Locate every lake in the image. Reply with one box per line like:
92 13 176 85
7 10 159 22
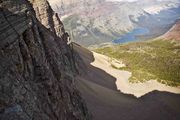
113 27 149 44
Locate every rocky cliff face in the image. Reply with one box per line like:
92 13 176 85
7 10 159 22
0 0 90 120
30 0 66 37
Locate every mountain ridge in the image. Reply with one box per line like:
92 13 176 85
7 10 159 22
48 0 180 47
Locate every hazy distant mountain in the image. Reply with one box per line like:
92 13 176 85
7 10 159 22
62 2 151 46
48 0 180 46
137 0 180 14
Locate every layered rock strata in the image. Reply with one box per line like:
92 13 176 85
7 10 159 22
0 0 90 120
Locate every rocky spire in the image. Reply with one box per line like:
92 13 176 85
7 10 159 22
30 0 66 38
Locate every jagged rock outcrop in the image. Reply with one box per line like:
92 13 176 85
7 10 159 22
30 0 66 38
0 0 90 120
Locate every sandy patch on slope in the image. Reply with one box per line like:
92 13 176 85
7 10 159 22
91 52 180 97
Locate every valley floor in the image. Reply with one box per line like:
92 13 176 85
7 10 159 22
74 43 180 120
91 52 180 98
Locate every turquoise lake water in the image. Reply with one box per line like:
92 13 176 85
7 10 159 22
113 27 149 44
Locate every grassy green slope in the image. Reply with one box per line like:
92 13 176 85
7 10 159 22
95 40 180 86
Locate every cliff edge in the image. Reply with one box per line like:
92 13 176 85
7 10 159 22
0 0 90 119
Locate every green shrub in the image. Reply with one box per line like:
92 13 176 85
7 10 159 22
94 40 180 86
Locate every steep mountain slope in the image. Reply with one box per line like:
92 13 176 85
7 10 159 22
161 20 180 41
75 8 180 119
74 43 180 120
95 39 180 86
0 0 90 119
1 1 180 120
62 2 149 46
48 0 104 14
48 0 180 47
137 0 180 14
94 20 180 86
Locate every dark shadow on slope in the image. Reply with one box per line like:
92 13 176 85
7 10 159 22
73 43 180 120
